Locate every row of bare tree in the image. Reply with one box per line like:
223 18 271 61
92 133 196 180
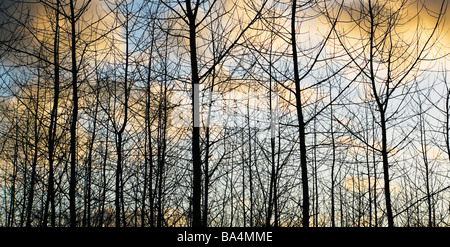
0 0 449 227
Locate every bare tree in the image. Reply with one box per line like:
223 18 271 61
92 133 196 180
335 0 446 227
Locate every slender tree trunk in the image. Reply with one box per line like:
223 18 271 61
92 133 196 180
116 132 125 227
115 10 131 228
266 138 275 227
275 119 281 227
291 0 309 227
156 59 162 228
160 90 167 227
185 2 202 227
365 105 372 227
69 0 78 227
202 19 217 226
313 112 318 227
99 118 109 227
143 44 154 227
26 122 38 227
367 0 393 227
379 111 393 227
148 93 154 227
203 83 214 227
156 62 167 227
202 130 210 227
8 124 18 227
330 100 336 227
419 102 433 227
142 108 150 227
372 115 378 227
84 81 99 227
20 133 28 227
26 62 42 227
246 86 254 227
44 0 59 227
446 89 450 162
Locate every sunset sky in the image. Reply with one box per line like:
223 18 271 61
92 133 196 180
0 0 449 228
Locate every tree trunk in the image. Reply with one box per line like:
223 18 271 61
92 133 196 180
330 99 336 227
143 39 154 227
84 81 99 227
115 10 130 227
44 0 59 227
291 0 309 228
419 102 433 227
379 110 394 227
26 61 42 227
186 3 202 227
69 0 78 227
99 118 110 227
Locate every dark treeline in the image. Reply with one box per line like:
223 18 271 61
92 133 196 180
0 0 449 227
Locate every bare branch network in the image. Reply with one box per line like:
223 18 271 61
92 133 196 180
0 0 449 227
